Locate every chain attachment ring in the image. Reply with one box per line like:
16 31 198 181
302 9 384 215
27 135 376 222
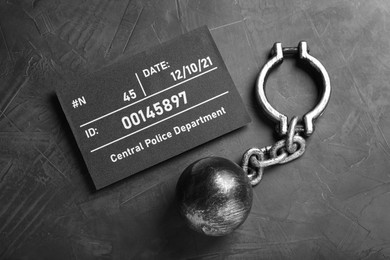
286 116 299 154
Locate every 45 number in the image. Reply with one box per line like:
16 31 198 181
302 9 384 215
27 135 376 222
123 89 137 102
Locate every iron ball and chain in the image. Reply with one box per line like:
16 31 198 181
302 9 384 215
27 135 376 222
176 41 331 236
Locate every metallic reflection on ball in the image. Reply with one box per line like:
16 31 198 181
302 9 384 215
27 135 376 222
176 157 253 236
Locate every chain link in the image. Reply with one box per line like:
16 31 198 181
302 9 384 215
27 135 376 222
286 116 298 154
270 136 306 164
241 148 264 186
242 116 307 186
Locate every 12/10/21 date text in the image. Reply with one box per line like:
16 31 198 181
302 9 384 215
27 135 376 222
170 57 213 82
121 91 188 130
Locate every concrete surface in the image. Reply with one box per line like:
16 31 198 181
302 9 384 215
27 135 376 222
1 0 390 259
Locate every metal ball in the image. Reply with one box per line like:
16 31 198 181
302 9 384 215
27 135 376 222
176 157 253 236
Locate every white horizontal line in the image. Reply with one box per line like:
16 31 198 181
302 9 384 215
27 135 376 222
80 66 218 128
90 91 229 153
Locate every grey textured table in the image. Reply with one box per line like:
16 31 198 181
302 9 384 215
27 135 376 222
1 0 390 259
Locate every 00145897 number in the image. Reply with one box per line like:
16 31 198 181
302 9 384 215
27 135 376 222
121 91 187 130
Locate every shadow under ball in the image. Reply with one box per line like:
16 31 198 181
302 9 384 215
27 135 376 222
176 157 253 236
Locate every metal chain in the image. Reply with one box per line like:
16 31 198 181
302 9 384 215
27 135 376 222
242 116 307 186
